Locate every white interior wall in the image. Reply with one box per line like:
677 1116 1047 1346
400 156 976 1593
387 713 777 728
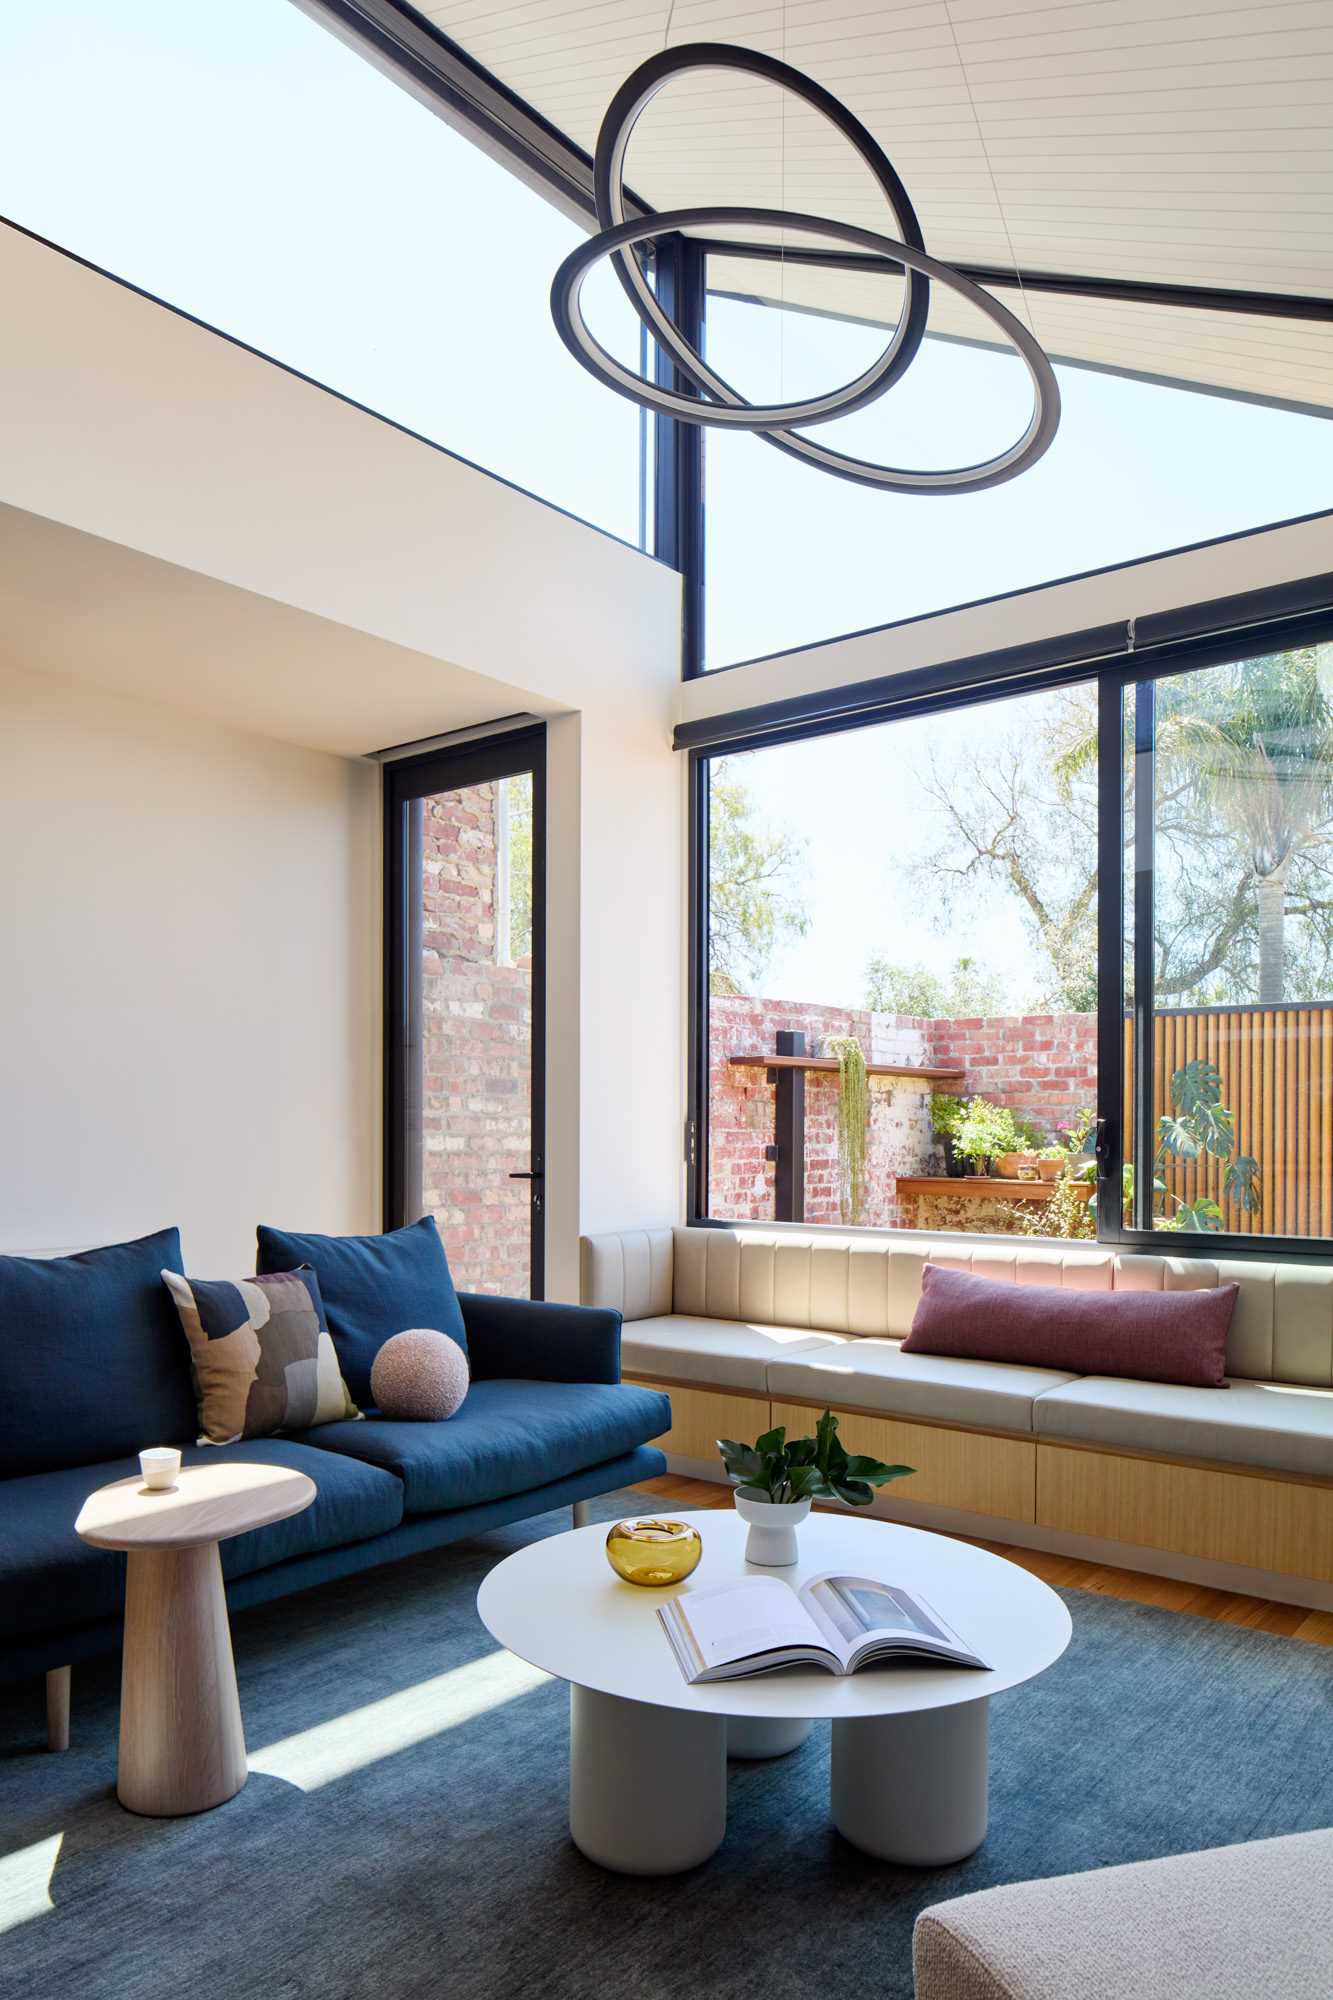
0 661 380 1270
681 511 1333 726
0 223 684 1285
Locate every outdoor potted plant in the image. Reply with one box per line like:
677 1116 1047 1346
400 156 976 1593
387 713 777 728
953 1096 1023 1177
1036 1144 1066 1182
717 1411 913 1566
929 1092 964 1176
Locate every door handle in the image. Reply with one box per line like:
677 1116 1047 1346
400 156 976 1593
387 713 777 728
508 1171 544 1181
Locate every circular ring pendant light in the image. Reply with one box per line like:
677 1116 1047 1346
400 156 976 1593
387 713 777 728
549 43 1061 494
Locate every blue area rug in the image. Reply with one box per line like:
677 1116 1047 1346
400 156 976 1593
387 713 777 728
2 1489 1330 2000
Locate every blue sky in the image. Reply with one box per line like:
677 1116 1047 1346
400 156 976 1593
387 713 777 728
4 0 1330 1009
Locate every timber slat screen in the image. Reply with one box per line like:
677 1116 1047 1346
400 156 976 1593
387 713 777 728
1125 1004 1333 1239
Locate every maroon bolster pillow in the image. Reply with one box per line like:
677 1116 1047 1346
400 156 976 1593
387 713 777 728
902 1264 1239 1389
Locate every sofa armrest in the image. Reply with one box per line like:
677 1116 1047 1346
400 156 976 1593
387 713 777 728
459 1292 623 1384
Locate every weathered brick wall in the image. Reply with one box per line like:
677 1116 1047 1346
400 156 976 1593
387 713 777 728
927 1013 1098 1141
709 994 1097 1229
420 784 532 1296
709 997 935 1228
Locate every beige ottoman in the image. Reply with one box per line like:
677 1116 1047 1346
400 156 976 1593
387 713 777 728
913 1828 1333 2000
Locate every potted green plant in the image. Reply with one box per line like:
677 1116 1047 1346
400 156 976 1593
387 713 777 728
953 1097 1024 1177
1036 1144 1066 1182
929 1093 964 1177
717 1411 913 1566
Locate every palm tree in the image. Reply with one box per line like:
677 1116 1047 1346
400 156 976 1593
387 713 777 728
1160 648 1333 1003
1054 647 1333 1003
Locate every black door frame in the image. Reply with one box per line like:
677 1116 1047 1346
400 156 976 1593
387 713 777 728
382 723 547 1296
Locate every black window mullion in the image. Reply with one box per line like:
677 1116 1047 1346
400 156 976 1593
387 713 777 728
1131 679 1157 1232
653 233 706 676
1095 673 1127 1245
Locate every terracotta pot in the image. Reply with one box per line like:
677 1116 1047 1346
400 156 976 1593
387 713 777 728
996 1152 1038 1180
1037 1158 1063 1182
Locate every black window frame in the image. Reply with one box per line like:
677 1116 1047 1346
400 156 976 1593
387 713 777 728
686 593 1333 1267
383 723 548 1296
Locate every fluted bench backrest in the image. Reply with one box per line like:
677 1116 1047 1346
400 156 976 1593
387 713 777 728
580 1226 1333 1389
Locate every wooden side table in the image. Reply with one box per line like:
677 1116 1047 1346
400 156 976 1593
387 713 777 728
76 1461 316 1816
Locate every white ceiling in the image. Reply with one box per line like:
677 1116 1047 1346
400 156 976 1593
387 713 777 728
417 0 1333 412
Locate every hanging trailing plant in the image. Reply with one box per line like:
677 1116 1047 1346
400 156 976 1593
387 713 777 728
826 1035 869 1225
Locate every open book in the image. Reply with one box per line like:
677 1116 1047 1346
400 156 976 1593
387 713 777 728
658 1573 990 1683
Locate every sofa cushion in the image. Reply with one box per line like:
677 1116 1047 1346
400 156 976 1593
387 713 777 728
0 1229 196 1478
0 1438 405 1641
1032 1373 1333 1477
913 1828 1333 2000
769 1340 1078 1433
256 1216 466 1406
622 1314 847 1393
162 1267 360 1442
295 1378 671 1515
905 1263 1238 1389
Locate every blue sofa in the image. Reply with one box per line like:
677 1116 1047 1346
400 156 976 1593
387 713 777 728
0 1232 670 1739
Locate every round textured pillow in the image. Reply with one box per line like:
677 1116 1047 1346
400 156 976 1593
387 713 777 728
370 1328 470 1421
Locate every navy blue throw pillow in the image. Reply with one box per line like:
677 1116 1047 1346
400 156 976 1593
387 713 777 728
0 1227 196 1477
255 1216 466 1407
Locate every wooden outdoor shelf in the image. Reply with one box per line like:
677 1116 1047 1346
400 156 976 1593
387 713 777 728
728 1053 965 1082
896 1175 1092 1203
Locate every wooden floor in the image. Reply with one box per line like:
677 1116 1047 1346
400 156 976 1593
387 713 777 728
635 1473 1333 1649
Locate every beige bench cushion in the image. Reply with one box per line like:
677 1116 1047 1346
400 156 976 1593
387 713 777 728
1032 1373 1333 1478
768 1341 1077 1433
620 1315 846 1395
913 1828 1333 2000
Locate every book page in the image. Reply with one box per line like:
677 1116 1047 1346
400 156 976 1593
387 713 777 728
667 1575 828 1671
802 1575 968 1654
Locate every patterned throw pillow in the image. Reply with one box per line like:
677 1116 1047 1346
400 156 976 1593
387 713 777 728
162 1266 361 1444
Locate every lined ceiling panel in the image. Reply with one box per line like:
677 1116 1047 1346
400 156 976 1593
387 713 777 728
417 0 1333 412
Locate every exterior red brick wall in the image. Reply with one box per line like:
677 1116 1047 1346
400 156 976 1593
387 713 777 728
709 993 1097 1230
420 784 532 1296
927 1014 1098 1140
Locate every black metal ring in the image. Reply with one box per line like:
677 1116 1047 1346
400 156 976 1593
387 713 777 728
591 43 930 431
552 207 1061 493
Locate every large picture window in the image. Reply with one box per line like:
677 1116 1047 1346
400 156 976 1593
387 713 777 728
693 623 1333 1257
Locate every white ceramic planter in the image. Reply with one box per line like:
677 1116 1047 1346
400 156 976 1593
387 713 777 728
733 1487 811 1567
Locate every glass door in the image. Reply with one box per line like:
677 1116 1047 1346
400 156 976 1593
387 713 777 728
384 726 545 1296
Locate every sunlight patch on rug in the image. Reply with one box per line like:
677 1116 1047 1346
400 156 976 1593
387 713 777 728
249 1651 550 1791
0 1833 63 1935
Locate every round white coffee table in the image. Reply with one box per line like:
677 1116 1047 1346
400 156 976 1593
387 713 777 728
478 1510 1070 1875
76 1461 316 1817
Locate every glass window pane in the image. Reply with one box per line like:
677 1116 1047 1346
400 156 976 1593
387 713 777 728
419 779 535 1294
703 285 1333 670
706 683 1098 1240
0 0 645 543
1126 642 1333 1238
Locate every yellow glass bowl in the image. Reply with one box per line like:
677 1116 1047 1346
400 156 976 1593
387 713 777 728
605 1518 703 1588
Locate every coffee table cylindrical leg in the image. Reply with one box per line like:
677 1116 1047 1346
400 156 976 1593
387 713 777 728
727 1716 814 1760
117 1542 248 1817
831 1698 988 1865
569 1684 727 1874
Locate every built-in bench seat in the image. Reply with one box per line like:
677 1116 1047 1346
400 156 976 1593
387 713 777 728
582 1226 1333 1607
621 1315 845 1392
1031 1372 1333 1478
766 1343 1080 1433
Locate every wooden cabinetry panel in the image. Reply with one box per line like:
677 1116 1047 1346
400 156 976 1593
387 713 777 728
626 1380 772 1464
1037 1443 1333 1582
769 1401 1036 1523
